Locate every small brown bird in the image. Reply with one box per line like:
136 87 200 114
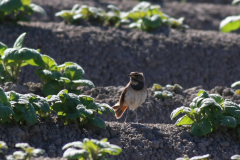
112 72 147 123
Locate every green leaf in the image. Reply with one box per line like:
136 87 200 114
14 103 25 113
0 103 13 120
99 145 122 156
22 104 37 125
0 42 8 56
51 102 63 112
13 151 28 159
0 87 9 106
32 149 45 157
36 69 61 81
128 10 146 21
101 103 115 115
132 1 151 12
15 143 30 149
199 98 222 111
77 104 93 118
7 91 29 105
63 148 88 159
63 64 84 81
32 99 50 112
232 0 240 5
0 0 22 12
190 154 210 160
2 48 45 67
72 79 95 88
89 117 106 128
220 116 237 128
141 14 162 30
170 106 188 120
42 81 61 96
231 154 240 159
197 90 209 98
175 115 194 126
62 142 84 150
191 118 212 136
29 3 47 17
13 33 26 49
87 102 102 110
231 81 240 88
107 4 120 14
152 83 162 91
41 55 58 71
222 100 240 118
21 0 31 5
79 95 94 106
0 141 8 149
209 94 224 104
220 15 240 33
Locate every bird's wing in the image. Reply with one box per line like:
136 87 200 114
119 83 129 108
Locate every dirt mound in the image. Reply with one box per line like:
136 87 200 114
1 22 240 89
30 0 240 31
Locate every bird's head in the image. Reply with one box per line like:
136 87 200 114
128 72 145 85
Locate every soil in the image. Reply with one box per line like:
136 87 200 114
1 85 240 160
0 0 240 159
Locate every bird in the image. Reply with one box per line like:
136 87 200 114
112 72 147 124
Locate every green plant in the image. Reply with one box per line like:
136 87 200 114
6 143 45 160
232 155 240 160
0 85 50 125
55 4 105 24
0 0 47 22
154 90 173 100
152 83 162 91
125 1 188 31
0 32 45 83
220 0 240 32
176 154 210 160
47 89 114 128
56 2 188 32
0 141 8 154
171 90 240 136
36 55 94 96
62 138 122 160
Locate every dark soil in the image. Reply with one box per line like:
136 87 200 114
1 22 240 89
1 0 240 159
0 86 240 160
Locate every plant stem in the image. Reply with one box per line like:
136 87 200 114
15 60 22 82
1 61 12 79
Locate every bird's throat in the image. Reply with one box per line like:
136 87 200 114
131 81 144 91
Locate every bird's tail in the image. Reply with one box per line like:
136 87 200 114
112 103 128 119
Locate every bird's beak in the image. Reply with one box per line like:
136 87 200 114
128 74 132 77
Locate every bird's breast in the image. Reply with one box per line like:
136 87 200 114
124 87 147 110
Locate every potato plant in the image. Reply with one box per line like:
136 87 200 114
171 90 240 136
232 155 240 160
6 143 45 160
0 141 8 154
0 86 51 125
0 0 47 22
62 138 122 160
152 83 182 101
126 1 188 31
36 55 94 96
0 33 45 83
56 2 188 31
176 154 210 160
47 89 114 128
220 0 240 32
